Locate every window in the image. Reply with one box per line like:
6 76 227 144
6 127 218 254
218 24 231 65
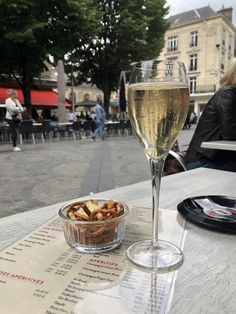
222 28 226 46
189 54 198 71
189 77 197 93
228 34 232 51
84 93 90 101
167 36 178 52
165 59 177 76
221 53 225 71
221 64 225 70
190 31 198 47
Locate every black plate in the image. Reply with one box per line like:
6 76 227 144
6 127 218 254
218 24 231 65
177 195 236 233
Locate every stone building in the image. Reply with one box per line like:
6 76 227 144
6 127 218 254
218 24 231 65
159 5 236 117
43 65 120 114
40 65 102 108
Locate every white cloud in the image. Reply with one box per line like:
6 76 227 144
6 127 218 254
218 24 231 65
166 0 236 25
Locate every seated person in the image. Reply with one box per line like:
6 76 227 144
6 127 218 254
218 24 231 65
36 115 44 123
185 61 236 172
42 108 51 120
32 108 39 121
21 109 31 121
66 109 77 122
79 111 86 121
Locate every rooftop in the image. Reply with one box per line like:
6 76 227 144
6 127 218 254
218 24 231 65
168 5 231 28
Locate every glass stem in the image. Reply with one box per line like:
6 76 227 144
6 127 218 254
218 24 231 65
150 158 165 249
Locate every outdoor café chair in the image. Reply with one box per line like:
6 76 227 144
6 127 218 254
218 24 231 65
80 121 93 138
41 120 53 142
19 120 36 145
71 121 82 141
163 150 187 176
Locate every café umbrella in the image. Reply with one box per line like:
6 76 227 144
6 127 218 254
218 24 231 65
119 71 127 120
76 100 97 110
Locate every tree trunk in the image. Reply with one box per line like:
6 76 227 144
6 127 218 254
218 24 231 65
22 63 32 118
57 59 66 123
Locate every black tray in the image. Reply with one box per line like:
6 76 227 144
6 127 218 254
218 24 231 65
177 195 236 233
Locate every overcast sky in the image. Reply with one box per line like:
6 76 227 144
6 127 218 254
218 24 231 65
166 0 236 25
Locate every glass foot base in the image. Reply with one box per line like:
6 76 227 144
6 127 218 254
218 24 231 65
126 239 184 271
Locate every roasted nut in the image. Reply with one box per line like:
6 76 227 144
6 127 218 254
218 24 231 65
66 199 124 222
65 199 125 247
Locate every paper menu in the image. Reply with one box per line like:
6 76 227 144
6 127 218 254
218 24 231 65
0 206 185 314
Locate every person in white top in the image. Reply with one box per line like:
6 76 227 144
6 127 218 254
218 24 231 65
5 89 24 151
66 109 77 122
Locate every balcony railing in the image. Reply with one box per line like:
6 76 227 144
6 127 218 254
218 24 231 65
192 85 216 94
189 66 197 71
189 42 198 48
167 47 178 52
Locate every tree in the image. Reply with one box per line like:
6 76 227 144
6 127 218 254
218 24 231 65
38 0 100 63
74 0 169 113
0 0 99 115
0 0 46 114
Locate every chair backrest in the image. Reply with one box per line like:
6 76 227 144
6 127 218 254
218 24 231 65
42 120 52 132
72 121 81 131
19 120 34 134
168 150 187 171
163 150 187 176
119 120 126 130
125 120 132 130
82 121 92 131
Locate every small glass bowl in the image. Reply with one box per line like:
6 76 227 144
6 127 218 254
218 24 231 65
59 199 129 253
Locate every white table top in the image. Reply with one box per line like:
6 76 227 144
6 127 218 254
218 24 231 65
201 140 236 151
0 168 235 313
58 122 73 126
105 120 120 125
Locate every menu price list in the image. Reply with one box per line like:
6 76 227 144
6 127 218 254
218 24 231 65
0 207 185 314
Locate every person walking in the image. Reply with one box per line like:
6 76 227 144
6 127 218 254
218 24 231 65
185 61 236 172
92 95 106 141
5 89 24 152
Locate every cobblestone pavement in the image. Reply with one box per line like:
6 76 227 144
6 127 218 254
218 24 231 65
0 128 194 218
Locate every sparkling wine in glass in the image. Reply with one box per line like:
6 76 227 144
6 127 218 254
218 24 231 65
126 59 189 271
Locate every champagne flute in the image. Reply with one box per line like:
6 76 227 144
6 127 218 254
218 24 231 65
126 59 189 271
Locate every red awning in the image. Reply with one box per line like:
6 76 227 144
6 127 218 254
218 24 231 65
0 86 71 109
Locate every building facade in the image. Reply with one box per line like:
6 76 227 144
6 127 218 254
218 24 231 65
159 6 236 116
39 64 103 112
41 64 99 101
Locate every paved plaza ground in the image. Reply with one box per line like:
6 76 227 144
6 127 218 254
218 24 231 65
0 128 194 218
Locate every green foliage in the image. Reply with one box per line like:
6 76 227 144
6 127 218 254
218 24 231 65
0 0 99 109
0 0 169 113
74 0 169 111
0 0 46 77
37 0 100 61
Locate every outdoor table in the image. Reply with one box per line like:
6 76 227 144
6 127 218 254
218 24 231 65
56 122 74 139
201 140 236 151
0 168 235 313
58 122 73 126
105 120 120 125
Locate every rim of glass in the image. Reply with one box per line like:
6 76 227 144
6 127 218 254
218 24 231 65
130 59 184 69
58 198 129 225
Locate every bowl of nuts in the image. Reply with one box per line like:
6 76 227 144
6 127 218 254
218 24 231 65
59 199 129 253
